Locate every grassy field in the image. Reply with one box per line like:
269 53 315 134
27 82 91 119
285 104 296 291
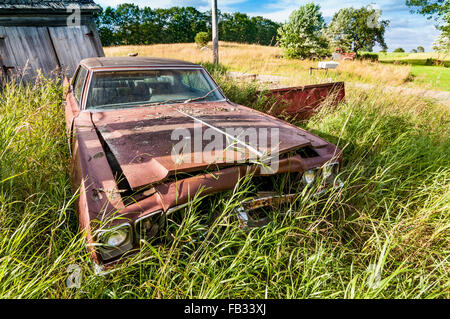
105 42 449 92
0 63 448 298
378 52 450 91
378 51 450 64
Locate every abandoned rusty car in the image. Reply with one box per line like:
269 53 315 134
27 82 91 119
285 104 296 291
65 57 343 267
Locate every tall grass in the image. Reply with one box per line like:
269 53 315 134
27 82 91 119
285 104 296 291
0 70 448 298
0 77 90 297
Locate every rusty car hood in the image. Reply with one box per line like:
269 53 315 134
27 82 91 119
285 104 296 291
90 101 328 189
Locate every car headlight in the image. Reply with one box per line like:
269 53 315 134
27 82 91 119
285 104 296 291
97 223 133 261
103 228 128 247
323 162 339 181
302 169 318 185
135 210 164 241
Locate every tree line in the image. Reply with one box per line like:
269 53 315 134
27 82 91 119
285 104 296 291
94 2 448 58
94 4 281 46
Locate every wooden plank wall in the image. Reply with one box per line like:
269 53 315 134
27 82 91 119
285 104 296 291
0 26 60 82
48 25 99 77
0 22 104 82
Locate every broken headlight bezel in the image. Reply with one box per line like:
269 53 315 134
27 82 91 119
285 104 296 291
323 162 339 180
134 210 164 241
97 223 133 261
302 168 318 185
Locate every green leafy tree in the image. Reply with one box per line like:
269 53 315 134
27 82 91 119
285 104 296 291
251 16 281 45
406 1 450 46
219 12 256 43
433 28 450 52
326 6 389 54
217 12 281 45
394 48 405 52
161 7 207 43
277 3 328 59
406 0 449 25
417 46 425 52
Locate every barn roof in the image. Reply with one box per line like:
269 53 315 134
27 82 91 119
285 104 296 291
0 1 100 12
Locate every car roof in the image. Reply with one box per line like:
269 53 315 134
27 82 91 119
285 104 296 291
80 57 200 69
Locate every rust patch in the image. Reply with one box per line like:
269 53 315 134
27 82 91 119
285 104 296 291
93 151 105 159
264 82 345 120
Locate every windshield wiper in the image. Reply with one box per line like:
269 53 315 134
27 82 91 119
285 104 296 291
138 98 188 107
134 86 220 108
183 86 220 104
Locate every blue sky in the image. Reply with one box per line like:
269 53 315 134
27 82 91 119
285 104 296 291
96 0 441 52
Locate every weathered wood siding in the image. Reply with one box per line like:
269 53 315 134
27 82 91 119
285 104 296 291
0 1 103 83
49 25 100 76
0 26 60 81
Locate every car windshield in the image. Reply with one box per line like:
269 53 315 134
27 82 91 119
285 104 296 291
85 68 225 110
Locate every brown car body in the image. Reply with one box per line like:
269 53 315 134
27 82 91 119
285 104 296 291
65 57 342 267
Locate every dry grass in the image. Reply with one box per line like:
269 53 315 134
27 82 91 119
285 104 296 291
105 42 412 87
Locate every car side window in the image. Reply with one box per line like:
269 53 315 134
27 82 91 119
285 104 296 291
73 67 88 105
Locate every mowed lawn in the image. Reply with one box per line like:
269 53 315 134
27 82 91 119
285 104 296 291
378 52 450 91
105 42 449 92
409 65 450 91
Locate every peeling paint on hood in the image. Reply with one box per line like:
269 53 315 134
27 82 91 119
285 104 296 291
90 101 328 189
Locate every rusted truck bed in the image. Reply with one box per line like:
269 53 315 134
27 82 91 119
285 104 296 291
264 82 345 120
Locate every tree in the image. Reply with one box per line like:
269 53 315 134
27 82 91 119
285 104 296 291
251 16 281 45
406 0 449 24
277 3 328 59
433 32 450 52
219 12 256 43
406 1 450 41
326 6 390 54
417 46 425 52
411 48 418 52
394 48 405 52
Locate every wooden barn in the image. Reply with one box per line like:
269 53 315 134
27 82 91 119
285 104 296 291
0 0 104 82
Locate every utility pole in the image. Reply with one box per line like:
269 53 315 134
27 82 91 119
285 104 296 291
211 0 219 65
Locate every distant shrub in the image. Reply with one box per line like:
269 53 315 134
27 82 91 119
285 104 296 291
358 52 379 61
425 58 445 66
417 46 425 53
393 48 405 53
195 32 209 48
411 49 418 53
200 62 229 76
